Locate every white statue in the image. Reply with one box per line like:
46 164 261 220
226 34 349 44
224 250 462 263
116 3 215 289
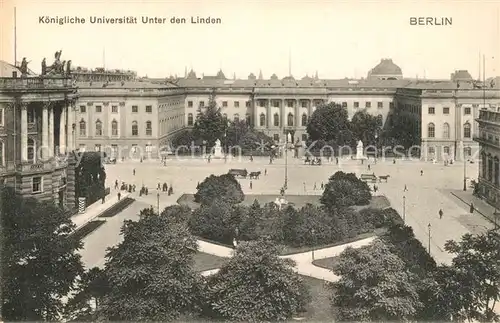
356 140 366 159
212 138 223 158
215 139 221 147
357 140 363 149
287 133 292 143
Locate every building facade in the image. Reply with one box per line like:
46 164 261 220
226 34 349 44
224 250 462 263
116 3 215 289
0 61 78 207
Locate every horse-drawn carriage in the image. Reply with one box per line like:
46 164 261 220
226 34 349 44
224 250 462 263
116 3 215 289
304 156 322 165
228 169 248 178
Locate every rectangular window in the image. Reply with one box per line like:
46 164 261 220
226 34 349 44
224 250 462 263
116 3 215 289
199 101 205 108
132 105 138 113
389 102 394 109
146 126 152 136
0 107 3 125
354 102 359 108
111 105 118 113
365 102 371 108
246 101 251 108
188 101 193 108
342 102 347 108
234 101 239 108
32 176 42 193
428 146 435 154
301 101 307 108
145 105 152 113
111 144 118 157
222 101 228 107
428 107 435 114
464 107 471 115
273 101 279 108
287 101 293 108
95 105 102 113
377 102 383 109
80 105 86 113
443 107 450 114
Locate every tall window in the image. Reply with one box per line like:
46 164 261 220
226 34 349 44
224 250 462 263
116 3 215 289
463 122 471 138
301 114 307 126
111 105 118 113
27 107 35 123
111 120 118 136
79 120 86 136
145 105 152 113
488 155 493 181
187 113 193 126
260 113 266 126
95 120 103 136
0 140 3 166
443 122 450 139
146 121 152 136
427 123 435 138
27 138 35 163
287 113 294 126
32 176 42 193
95 105 102 113
132 121 138 136
234 114 239 122
273 113 279 127
0 107 4 126
132 105 138 113
464 147 472 156
495 157 499 185
482 152 487 178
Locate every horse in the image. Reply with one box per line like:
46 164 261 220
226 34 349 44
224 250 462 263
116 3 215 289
378 175 390 182
249 171 261 179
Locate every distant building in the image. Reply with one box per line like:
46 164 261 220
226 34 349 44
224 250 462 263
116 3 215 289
71 66 137 82
367 59 403 80
450 70 473 82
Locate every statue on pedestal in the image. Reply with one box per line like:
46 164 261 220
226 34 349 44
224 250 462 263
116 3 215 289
45 50 68 76
66 60 72 75
356 140 366 159
212 138 223 158
19 57 30 77
41 58 47 75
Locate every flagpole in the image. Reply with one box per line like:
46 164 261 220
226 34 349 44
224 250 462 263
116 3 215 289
14 7 17 66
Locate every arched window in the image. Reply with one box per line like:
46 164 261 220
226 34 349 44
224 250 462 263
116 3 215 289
131 121 138 136
463 122 471 138
301 113 308 126
234 114 240 122
0 140 3 166
187 113 193 126
245 114 251 125
260 113 266 127
273 113 280 127
427 123 435 138
443 122 450 139
111 120 118 136
79 119 86 136
27 138 35 163
95 119 103 136
287 113 294 126
146 121 152 136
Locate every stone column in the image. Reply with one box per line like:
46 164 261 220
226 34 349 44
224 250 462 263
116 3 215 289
48 106 54 158
67 102 75 152
42 103 49 159
295 99 301 127
20 103 28 161
281 99 286 128
308 99 313 118
59 106 66 154
267 99 272 128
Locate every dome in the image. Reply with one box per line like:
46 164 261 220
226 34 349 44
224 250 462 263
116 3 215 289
282 76 295 82
270 73 278 80
248 73 256 80
216 69 226 79
368 59 402 78
302 74 313 81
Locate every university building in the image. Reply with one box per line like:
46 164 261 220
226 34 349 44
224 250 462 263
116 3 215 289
0 60 78 207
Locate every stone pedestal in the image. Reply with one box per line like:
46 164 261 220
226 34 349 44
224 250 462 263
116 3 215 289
355 140 367 160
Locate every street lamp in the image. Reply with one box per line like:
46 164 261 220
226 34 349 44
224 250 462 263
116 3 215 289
311 228 316 261
427 223 431 254
463 146 467 191
403 195 406 223
157 192 160 214
284 131 288 190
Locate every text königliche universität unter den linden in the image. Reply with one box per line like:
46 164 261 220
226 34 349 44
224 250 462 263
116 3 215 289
39 15 222 25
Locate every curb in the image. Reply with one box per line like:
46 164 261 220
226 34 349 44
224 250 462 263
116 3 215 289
450 192 499 228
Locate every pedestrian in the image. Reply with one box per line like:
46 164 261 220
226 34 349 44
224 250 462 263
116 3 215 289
368 164 371 171
115 179 118 189
373 184 378 193
336 157 339 165
133 168 136 176
250 155 253 162
420 170 423 176
102 195 105 204
393 158 396 164
264 168 267 175
404 184 408 192
321 182 324 190
157 182 161 190
250 181 253 189
118 192 121 201
439 209 443 219
470 202 474 214
303 182 306 191
313 182 317 190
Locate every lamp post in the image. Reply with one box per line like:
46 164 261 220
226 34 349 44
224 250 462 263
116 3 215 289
157 192 160 214
284 130 288 190
311 228 316 261
403 195 406 223
427 223 431 254
463 146 467 191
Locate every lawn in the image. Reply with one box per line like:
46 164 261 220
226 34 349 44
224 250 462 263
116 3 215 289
295 275 336 321
177 194 390 211
312 256 341 271
193 252 227 272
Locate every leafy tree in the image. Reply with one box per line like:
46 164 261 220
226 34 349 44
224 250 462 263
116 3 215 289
383 110 421 150
160 204 192 223
74 151 106 206
204 240 310 321
442 231 500 322
188 200 235 245
97 212 203 321
321 172 371 209
331 239 422 321
1 186 84 321
306 103 354 147
192 92 227 148
194 174 244 206
350 111 382 147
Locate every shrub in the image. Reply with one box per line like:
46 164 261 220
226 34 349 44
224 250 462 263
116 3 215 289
194 174 244 206
321 171 371 209
188 200 235 244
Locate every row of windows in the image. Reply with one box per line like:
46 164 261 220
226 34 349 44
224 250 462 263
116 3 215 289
80 105 153 114
481 153 500 185
79 120 152 137
427 122 471 138
427 146 472 156
187 100 252 108
428 106 471 115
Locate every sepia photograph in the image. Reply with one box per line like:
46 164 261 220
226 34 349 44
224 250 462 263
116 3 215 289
0 0 500 321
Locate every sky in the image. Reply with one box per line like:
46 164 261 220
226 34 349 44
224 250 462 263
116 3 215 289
1 0 499 80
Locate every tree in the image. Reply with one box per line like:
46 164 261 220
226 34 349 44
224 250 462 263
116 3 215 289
306 103 354 147
331 239 422 321
194 174 244 206
350 111 382 147
74 151 106 206
442 231 500 322
320 171 371 209
383 110 420 150
160 204 192 224
204 240 310 321
97 212 203 321
188 200 236 245
1 186 84 321
192 92 227 148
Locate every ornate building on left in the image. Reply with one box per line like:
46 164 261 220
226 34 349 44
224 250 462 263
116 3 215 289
0 53 79 209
